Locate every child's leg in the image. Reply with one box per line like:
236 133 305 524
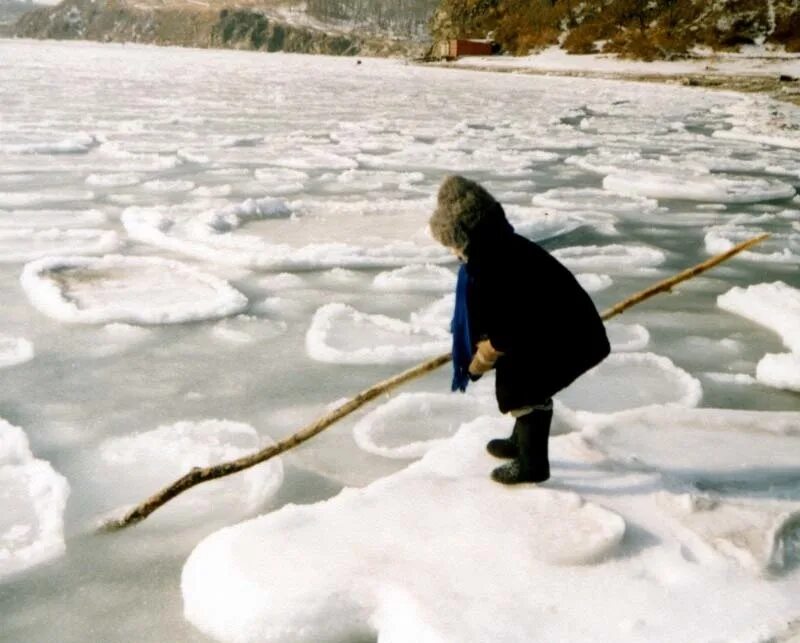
485 406 534 459
491 400 552 484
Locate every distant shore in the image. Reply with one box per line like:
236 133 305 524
426 46 800 107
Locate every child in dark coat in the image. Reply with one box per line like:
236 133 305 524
429 175 610 485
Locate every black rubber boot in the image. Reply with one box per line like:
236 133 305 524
491 404 552 485
485 423 519 459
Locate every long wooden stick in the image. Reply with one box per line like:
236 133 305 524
100 233 769 532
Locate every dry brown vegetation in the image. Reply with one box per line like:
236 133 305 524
431 0 800 60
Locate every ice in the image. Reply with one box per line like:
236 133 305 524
713 97 800 151
606 322 650 352
141 179 196 193
532 187 659 214
0 418 69 580
705 224 799 264
575 273 612 293
0 209 108 229
211 315 288 345
0 190 95 208
603 171 796 203
21 255 248 324
258 272 306 291
353 392 496 459
372 264 455 293
306 303 450 364
183 419 627 643
0 228 120 262
409 294 454 332
0 133 95 155
85 173 142 187
558 352 702 415
718 282 800 391
0 334 34 368
553 244 666 273
96 420 283 523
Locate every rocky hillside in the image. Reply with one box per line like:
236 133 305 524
0 0 43 34
14 0 439 56
431 0 800 59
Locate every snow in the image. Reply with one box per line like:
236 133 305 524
372 264 455 292
0 228 120 262
553 244 666 273
96 420 283 524
21 255 248 324
718 281 800 392
0 417 69 580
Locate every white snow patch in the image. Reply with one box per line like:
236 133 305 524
21 255 248 324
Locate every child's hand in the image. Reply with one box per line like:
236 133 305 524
468 339 503 375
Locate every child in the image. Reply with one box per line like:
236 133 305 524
429 175 610 485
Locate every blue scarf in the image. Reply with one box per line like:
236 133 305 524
451 263 472 392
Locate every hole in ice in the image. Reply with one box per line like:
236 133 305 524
0 418 68 580
21 255 248 324
558 352 702 414
353 392 495 459
0 228 120 263
97 420 283 524
0 335 34 368
306 303 450 364
372 265 455 293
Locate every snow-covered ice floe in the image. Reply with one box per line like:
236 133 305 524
553 244 666 273
0 418 69 580
98 420 283 524
606 322 650 352
306 303 450 364
21 255 248 324
705 224 800 264
603 171 796 203
718 281 800 392
182 419 627 643
353 392 496 459
0 334 34 368
0 209 107 229
0 228 120 262
372 264 455 293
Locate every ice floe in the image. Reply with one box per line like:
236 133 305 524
553 244 666 273
306 303 450 364
606 323 650 352
97 420 283 523
85 172 142 187
0 228 120 262
0 418 69 580
183 419 627 643
21 255 248 324
0 335 34 368
718 281 800 392
532 187 659 214
603 171 796 203
353 392 496 459
0 133 95 155
575 273 612 293
558 352 702 415
0 190 95 208
372 264 455 293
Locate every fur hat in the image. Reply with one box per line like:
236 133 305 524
429 175 506 250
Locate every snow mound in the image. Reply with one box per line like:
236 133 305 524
0 335 34 368
603 171 796 203
372 264 455 293
559 352 702 415
182 419 626 643
409 294 454 332
718 281 800 392
21 255 248 324
0 228 120 263
0 418 69 580
353 392 496 459
306 303 449 364
553 244 666 273
98 420 283 523
606 322 650 352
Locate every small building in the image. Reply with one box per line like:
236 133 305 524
435 39 495 59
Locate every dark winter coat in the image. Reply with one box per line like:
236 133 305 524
465 217 610 414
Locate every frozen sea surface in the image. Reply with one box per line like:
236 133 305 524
0 39 799 643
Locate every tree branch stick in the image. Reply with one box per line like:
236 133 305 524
99 233 769 532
